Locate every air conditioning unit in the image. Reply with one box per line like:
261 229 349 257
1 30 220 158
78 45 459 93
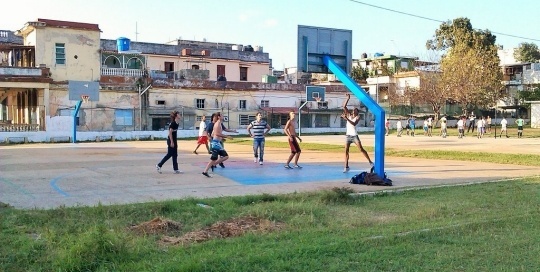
155 100 166 105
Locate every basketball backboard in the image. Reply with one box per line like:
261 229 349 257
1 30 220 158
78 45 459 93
306 86 326 102
68 81 99 101
297 25 352 74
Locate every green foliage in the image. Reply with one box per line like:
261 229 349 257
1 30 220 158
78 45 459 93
350 65 369 82
518 85 540 108
513 42 540 63
428 17 503 114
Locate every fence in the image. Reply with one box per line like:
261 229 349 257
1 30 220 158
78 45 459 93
0 105 45 131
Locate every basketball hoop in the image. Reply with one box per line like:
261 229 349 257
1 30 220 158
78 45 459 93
314 97 321 103
81 95 90 104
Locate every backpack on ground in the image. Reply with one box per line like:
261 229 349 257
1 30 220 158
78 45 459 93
349 171 368 184
364 172 393 186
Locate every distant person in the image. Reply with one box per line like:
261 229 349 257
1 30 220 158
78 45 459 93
406 116 411 135
427 116 433 137
202 112 233 177
409 116 416 136
284 111 302 169
476 116 485 139
247 112 271 165
156 110 182 174
341 94 374 173
396 118 403 137
385 118 390 136
193 115 210 155
486 116 492 134
206 113 238 169
500 117 509 138
457 116 465 138
439 114 448 138
516 116 525 138
423 119 429 136
467 113 476 133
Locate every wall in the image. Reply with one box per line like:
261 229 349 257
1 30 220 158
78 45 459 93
531 102 540 128
36 27 100 82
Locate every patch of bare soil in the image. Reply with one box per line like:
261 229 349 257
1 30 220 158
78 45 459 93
128 217 183 235
160 216 285 246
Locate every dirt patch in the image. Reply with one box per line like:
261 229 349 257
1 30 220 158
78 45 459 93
160 215 285 246
128 217 183 235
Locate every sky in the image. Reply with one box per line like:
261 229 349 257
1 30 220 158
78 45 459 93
2 0 540 69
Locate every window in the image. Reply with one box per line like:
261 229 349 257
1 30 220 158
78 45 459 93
217 65 226 78
239 100 247 110
239 114 256 126
196 99 205 109
115 109 133 126
317 101 328 109
55 43 65 65
240 67 248 81
260 100 269 107
314 114 330 127
165 62 174 72
192 64 200 70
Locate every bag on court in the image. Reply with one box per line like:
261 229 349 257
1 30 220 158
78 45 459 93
364 173 392 186
349 171 368 184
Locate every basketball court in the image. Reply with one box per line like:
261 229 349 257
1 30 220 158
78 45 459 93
1 135 539 209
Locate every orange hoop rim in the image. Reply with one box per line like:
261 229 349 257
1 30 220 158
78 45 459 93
81 95 90 103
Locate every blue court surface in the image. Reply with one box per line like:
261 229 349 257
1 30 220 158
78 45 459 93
200 159 409 185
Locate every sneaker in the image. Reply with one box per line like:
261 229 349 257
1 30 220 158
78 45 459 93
193 151 198 155
156 165 162 174
202 172 211 178
294 165 302 169
219 162 225 168
174 170 183 174
343 167 350 173
259 161 263 165
284 164 292 169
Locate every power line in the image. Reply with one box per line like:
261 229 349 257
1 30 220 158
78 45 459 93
348 0 540 43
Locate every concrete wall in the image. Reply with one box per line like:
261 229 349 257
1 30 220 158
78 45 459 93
531 102 540 128
35 27 100 82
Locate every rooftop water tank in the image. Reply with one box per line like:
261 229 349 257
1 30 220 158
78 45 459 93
374 52 384 57
254 45 263 52
232 44 243 51
117 37 130 52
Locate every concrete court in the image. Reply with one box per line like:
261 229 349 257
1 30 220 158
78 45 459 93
1 133 539 209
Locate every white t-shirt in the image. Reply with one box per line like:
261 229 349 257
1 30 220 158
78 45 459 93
346 115 359 136
477 119 484 128
501 119 507 129
396 121 402 129
457 119 464 128
440 117 447 128
198 120 207 137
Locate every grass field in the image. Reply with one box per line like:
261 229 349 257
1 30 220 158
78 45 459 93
1 178 539 271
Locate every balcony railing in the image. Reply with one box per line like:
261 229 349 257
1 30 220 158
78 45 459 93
101 67 144 77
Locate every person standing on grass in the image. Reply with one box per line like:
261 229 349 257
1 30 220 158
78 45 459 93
409 116 416 136
427 116 433 137
385 118 390 136
247 112 271 165
202 112 233 177
284 111 302 169
516 116 525 138
486 116 492 134
193 115 210 155
439 114 448 138
156 110 182 174
396 118 403 137
457 116 465 138
476 116 485 138
500 117 509 138
340 94 373 173
467 113 476 133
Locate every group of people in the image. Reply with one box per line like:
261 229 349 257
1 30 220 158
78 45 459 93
155 93 376 175
393 113 525 139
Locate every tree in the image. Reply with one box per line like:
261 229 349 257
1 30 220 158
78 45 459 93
513 42 540 63
427 17 504 115
518 85 540 108
350 65 369 82
403 70 448 123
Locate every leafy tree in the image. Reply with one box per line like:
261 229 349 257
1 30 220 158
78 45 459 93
427 17 504 115
350 65 369 82
518 85 540 108
513 42 540 63
402 70 448 122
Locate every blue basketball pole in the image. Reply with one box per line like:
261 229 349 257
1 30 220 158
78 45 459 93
323 55 386 177
72 100 82 143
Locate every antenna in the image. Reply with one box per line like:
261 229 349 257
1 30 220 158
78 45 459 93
135 22 140 41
